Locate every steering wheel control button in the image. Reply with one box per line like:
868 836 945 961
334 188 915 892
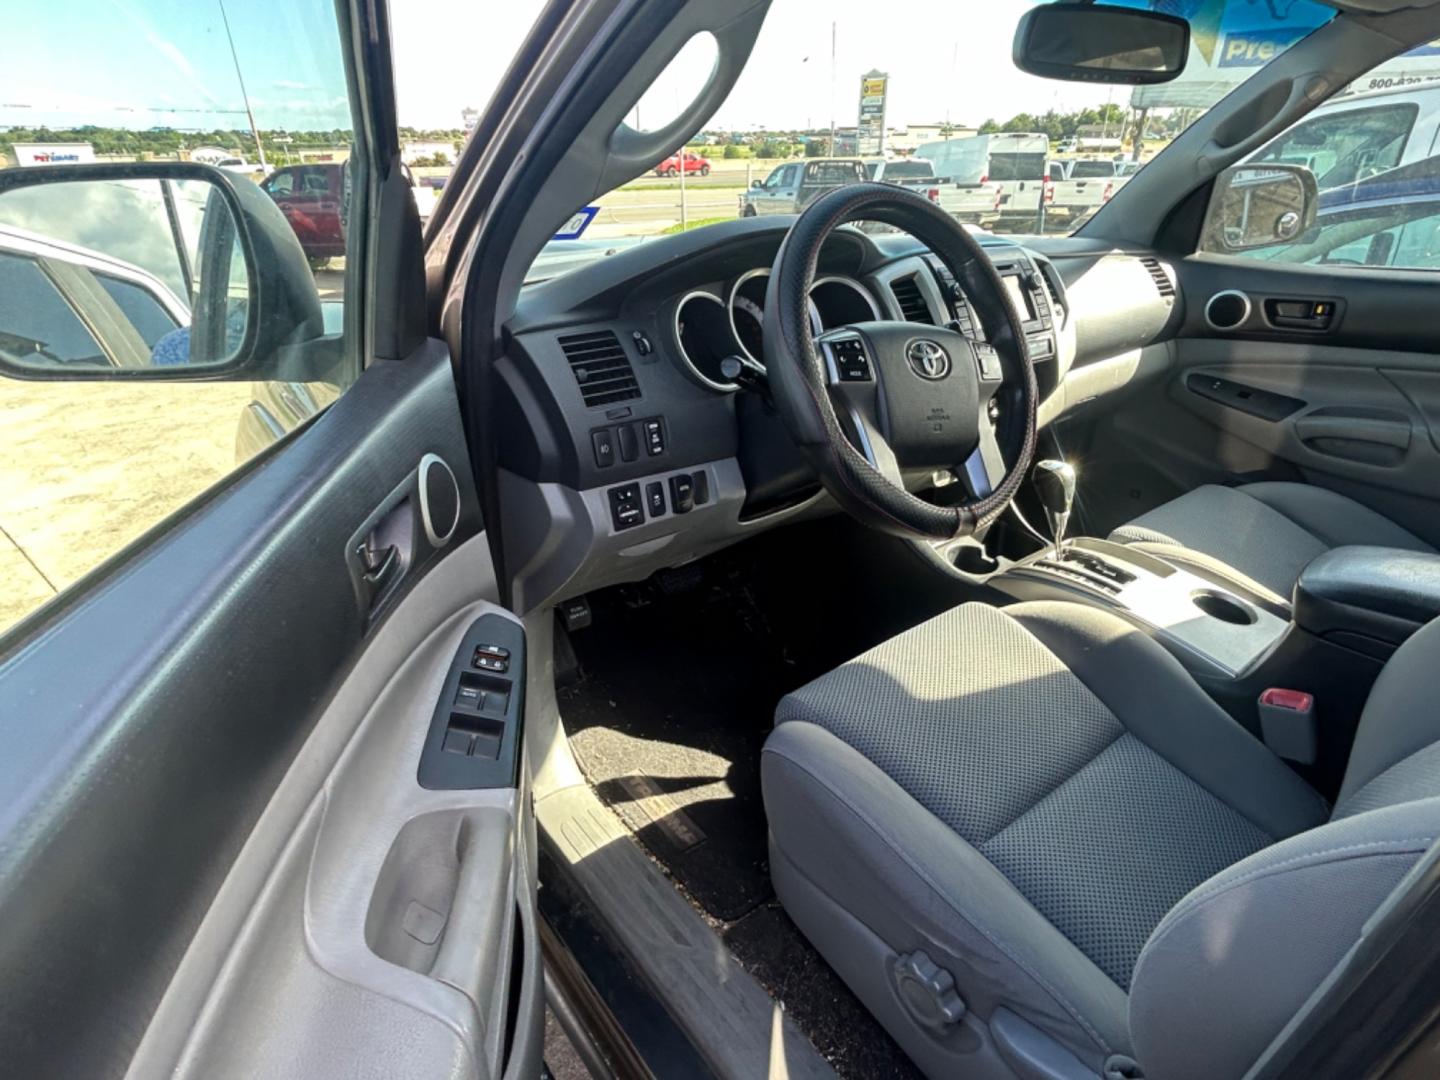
832 338 873 382
591 428 616 468
617 423 639 463
608 483 643 531
669 474 696 514
906 339 951 381
643 418 666 456
645 481 666 518
974 343 1003 382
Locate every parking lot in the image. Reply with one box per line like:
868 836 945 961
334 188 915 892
0 378 257 632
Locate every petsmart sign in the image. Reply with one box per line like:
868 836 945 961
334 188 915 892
13 143 96 167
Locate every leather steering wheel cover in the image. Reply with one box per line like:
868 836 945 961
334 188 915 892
762 182 1038 540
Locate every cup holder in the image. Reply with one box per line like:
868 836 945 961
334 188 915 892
1191 589 1257 626
952 542 1000 575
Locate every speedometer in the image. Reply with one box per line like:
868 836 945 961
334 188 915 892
732 295 764 363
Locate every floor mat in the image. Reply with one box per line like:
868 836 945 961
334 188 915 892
558 522 965 1078
561 562 805 921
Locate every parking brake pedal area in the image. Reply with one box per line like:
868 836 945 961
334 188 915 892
418 614 526 789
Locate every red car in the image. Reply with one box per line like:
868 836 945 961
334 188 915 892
260 163 346 266
653 150 710 177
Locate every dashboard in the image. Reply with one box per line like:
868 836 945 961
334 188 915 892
497 216 1179 612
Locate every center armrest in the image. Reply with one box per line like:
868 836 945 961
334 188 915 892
1294 546 1440 660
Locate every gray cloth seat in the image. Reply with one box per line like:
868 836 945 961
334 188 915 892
1109 481 1433 603
762 600 1440 1080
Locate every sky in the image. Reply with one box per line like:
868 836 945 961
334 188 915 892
2 0 1335 138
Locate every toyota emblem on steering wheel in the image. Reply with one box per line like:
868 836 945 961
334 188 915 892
906 339 951 380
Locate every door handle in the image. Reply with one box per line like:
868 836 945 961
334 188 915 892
1295 414 1411 450
357 540 399 586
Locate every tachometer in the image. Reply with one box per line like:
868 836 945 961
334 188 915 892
732 295 765 363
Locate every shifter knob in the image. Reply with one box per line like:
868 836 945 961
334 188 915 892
1032 459 1076 559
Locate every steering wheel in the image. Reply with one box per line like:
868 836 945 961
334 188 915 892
762 182 1038 541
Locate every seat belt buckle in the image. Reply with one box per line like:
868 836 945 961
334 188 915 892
1258 688 1317 764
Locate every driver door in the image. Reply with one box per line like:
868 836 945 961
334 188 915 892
0 1 543 1077
757 162 799 213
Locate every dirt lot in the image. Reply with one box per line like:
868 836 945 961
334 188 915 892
0 378 258 634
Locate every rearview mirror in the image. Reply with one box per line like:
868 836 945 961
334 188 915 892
0 163 323 381
1202 164 1319 251
1013 2 1189 85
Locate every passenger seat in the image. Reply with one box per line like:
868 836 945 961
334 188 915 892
1110 482 1434 604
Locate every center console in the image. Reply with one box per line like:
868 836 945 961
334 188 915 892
994 537 1290 680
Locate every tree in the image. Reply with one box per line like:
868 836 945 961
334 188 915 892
978 119 1000 135
804 138 831 158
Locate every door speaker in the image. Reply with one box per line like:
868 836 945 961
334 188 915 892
1205 290 1251 330
418 453 460 547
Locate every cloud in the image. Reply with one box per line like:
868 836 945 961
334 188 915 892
273 79 313 91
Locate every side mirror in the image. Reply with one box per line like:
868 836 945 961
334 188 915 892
751 179 764 189
1013 2 1189 85
0 162 323 381
1202 164 1319 251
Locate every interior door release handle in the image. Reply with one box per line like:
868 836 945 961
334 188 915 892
357 540 399 584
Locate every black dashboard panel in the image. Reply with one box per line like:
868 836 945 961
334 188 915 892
497 217 1180 550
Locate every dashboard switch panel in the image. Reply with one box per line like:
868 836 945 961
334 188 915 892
419 614 526 789
609 483 643 530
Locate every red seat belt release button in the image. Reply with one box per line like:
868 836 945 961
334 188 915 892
1258 688 1317 764
1260 688 1314 712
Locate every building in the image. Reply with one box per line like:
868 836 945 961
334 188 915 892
402 140 457 165
887 124 977 153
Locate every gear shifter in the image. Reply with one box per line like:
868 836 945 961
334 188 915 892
1032 459 1076 560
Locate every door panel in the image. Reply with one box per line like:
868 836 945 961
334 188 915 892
126 557 540 1079
1101 255 1440 544
0 344 541 1077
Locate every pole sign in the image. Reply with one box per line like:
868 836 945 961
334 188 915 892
857 72 888 157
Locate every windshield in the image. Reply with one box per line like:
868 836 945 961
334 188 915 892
522 0 1335 282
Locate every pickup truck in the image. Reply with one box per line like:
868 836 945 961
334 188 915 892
1044 158 1140 224
857 158 997 224
738 158 868 216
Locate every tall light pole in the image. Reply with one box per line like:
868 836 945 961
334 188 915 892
217 0 268 170
829 21 837 155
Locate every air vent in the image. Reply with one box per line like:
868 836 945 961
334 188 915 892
558 330 641 407
1140 257 1176 300
1037 262 1065 321
891 275 933 324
